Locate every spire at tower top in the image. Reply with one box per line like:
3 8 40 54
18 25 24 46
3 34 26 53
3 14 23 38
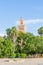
20 17 24 24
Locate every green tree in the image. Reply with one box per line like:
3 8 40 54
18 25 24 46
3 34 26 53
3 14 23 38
6 28 11 38
0 36 4 57
38 27 43 44
3 38 15 58
38 27 43 36
11 26 18 42
6 26 18 42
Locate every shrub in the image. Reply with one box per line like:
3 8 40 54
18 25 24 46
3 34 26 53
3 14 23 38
16 53 20 58
21 53 26 58
0 54 4 58
12 53 20 58
11 53 17 58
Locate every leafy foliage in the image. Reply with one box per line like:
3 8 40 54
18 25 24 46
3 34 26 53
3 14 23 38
0 26 43 58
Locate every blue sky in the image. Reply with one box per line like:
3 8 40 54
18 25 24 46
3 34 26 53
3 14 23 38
0 0 43 36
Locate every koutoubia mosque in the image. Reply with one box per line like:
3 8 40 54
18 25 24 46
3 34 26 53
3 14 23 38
18 18 26 33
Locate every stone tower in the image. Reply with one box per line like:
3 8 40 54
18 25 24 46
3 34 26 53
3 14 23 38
18 18 26 33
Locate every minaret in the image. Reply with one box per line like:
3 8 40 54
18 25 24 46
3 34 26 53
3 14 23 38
18 18 26 33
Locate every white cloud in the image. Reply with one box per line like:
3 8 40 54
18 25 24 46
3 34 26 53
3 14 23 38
16 19 43 25
0 33 6 37
25 19 43 24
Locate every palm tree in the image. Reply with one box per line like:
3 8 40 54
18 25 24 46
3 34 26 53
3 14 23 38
38 27 43 43
6 28 11 38
11 26 18 42
38 27 43 36
6 26 18 42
